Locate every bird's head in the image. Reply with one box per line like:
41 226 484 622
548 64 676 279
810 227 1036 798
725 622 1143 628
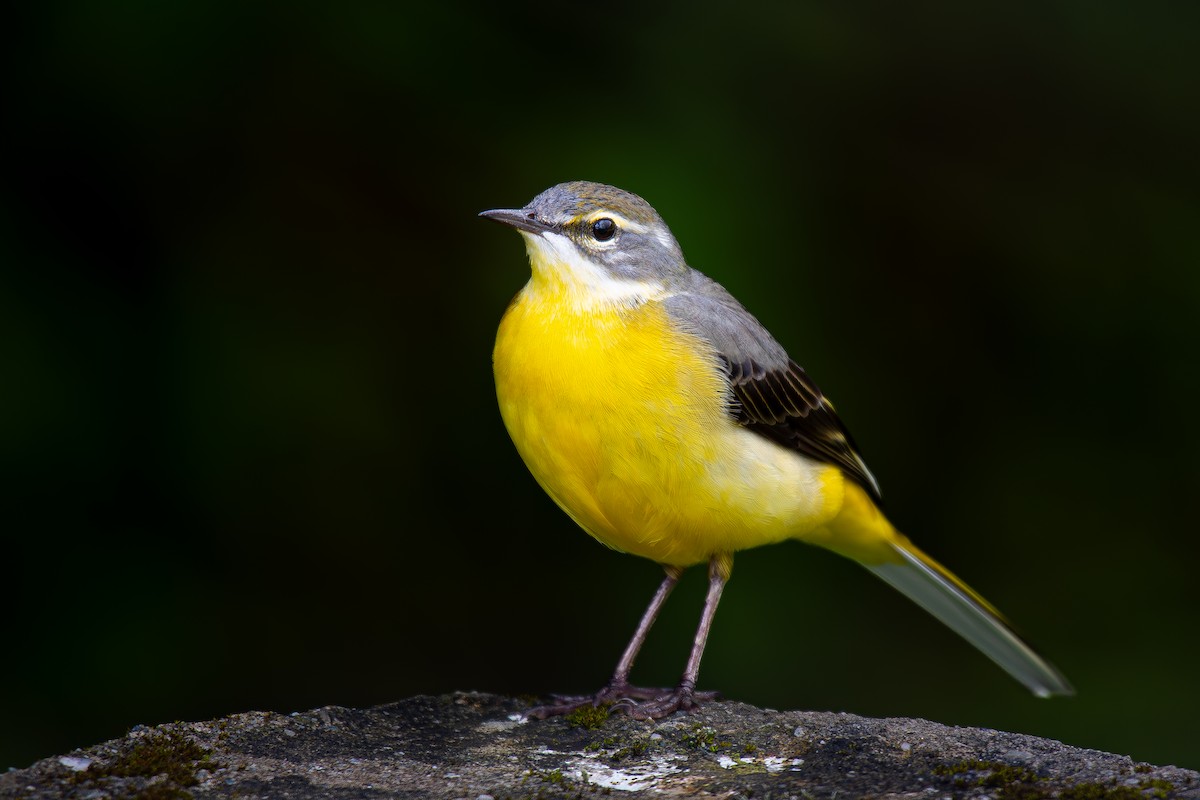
481 181 688 306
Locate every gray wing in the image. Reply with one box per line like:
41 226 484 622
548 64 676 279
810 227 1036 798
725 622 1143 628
663 274 882 501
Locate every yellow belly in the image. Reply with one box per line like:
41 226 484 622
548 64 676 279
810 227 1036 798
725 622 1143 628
493 287 845 567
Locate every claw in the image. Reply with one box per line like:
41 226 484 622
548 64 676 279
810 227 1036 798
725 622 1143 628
525 696 596 719
623 687 694 720
608 697 638 715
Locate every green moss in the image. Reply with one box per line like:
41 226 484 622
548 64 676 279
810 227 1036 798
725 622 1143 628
727 759 768 775
933 759 1043 799
71 730 215 800
980 764 1040 789
678 723 757 756
934 758 1039 784
519 767 614 799
932 760 1176 800
581 733 655 764
1059 786 1127 800
1129 778 1175 800
564 703 612 730
1057 780 1175 800
609 740 647 762
127 783 195 800
682 724 718 751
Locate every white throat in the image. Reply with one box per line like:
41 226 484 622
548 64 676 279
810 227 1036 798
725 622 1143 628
521 231 667 310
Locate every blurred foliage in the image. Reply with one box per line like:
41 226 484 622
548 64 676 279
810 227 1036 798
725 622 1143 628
3 0 1198 773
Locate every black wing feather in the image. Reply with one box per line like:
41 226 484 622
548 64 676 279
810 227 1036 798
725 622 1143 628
661 278 881 501
720 356 882 502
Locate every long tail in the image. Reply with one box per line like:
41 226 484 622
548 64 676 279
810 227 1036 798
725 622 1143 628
811 482 1074 698
868 537 1074 697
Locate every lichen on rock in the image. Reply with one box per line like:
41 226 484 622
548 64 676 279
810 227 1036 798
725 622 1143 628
1 693 1196 799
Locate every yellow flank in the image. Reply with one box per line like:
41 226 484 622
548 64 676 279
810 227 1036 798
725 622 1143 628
494 268 847 568
800 481 906 565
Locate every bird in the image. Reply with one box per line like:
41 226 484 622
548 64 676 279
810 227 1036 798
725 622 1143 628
481 180 1072 719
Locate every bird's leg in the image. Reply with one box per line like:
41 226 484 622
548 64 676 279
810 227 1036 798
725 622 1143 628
597 565 681 698
618 553 731 719
526 566 685 719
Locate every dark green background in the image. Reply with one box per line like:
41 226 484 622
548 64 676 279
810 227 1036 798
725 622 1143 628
4 1 1198 773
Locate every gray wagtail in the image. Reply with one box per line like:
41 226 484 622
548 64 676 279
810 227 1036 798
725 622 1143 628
482 181 1072 719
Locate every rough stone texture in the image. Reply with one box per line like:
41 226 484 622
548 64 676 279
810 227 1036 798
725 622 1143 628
2 692 1196 799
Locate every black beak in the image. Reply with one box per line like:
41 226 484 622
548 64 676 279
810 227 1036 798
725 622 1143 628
479 208 555 235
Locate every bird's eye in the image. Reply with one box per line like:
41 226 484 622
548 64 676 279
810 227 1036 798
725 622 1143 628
591 218 617 242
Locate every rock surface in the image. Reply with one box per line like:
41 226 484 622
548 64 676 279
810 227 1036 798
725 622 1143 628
2 692 1196 799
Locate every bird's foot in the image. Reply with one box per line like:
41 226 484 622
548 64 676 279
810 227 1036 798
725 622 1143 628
612 681 717 720
525 681 719 720
523 683 625 719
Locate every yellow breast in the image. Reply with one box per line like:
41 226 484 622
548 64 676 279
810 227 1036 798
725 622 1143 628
493 281 844 568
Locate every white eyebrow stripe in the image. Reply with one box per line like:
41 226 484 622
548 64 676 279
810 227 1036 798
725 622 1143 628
578 210 679 256
652 228 676 250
